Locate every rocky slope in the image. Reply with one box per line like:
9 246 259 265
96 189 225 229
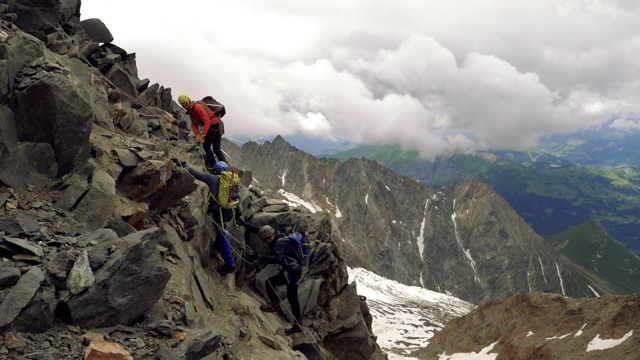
417 292 640 360
0 2 385 359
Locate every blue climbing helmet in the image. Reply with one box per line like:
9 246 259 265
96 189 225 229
213 161 229 173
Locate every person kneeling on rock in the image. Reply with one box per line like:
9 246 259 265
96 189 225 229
250 224 303 334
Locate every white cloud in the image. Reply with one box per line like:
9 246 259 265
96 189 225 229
609 117 640 130
80 0 640 157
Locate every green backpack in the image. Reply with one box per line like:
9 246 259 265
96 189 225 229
217 169 241 209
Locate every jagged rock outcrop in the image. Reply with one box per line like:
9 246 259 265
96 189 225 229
0 2 387 359
417 292 640 360
422 179 592 303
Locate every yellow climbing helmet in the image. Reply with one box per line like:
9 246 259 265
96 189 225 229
178 93 190 105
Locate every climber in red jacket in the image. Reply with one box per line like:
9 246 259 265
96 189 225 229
178 93 227 168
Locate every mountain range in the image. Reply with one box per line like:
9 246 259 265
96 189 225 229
323 137 640 257
0 1 638 359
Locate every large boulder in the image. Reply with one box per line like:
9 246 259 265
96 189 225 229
66 227 171 328
8 0 81 40
80 18 113 44
0 140 55 190
13 65 93 176
0 266 45 329
0 27 44 99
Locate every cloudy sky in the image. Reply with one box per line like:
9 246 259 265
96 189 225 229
80 0 640 158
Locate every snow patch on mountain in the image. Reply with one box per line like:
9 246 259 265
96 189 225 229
348 267 475 359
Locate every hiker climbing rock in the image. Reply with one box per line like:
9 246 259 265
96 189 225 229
248 224 304 334
178 159 240 274
178 93 227 169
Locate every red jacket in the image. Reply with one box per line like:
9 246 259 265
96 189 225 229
188 101 218 135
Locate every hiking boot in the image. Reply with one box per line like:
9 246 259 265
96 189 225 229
260 302 280 313
285 324 303 334
217 264 235 274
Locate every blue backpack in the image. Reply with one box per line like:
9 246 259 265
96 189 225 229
288 232 312 266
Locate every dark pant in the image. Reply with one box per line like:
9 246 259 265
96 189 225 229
204 125 226 166
265 268 302 319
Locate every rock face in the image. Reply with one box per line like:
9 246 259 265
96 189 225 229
0 3 387 359
418 292 640 360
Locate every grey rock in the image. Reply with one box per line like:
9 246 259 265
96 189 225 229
0 27 44 99
176 330 222 360
47 250 75 282
153 319 179 336
0 264 21 286
137 78 150 93
0 218 22 235
0 105 17 158
56 173 89 211
8 0 80 40
80 18 113 43
105 63 137 100
322 319 383 360
148 168 198 213
67 227 171 327
0 266 45 328
15 212 40 233
73 228 118 248
154 343 180 360
184 302 197 328
105 217 136 237
11 283 57 333
13 70 93 176
3 236 44 256
66 250 95 295
0 145 52 190
138 82 159 107
117 160 168 201
112 148 139 167
0 192 10 208
71 169 115 231
258 334 284 350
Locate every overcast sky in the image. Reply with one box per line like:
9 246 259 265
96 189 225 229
80 0 640 158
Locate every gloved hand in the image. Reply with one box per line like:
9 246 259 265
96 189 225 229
195 133 205 144
246 252 259 261
236 218 246 226
171 158 187 167
196 144 206 156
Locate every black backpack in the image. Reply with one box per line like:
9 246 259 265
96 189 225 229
201 96 226 118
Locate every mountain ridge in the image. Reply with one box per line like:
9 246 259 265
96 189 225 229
1 2 638 359
226 136 607 303
324 144 640 256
